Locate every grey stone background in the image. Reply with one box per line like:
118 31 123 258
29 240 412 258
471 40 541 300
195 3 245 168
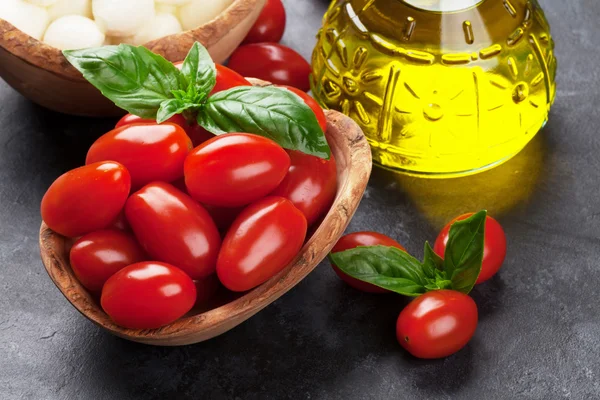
1 0 599 399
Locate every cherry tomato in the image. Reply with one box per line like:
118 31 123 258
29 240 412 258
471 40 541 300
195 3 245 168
211 64 251 94
41 162 131 238
330 232 406 293
227 43 311 91
116 113 213 148
125 182 221 280
434 213 507 284
69 229 147 293
173 62 251 96
271 150 336 226
242 0 286 44
86 123 192 189
194 274 221 306
101 261 196 329
184 133 290 207
278 85 327 132
202 204 244 234
217 196 307 291
396 290 478 359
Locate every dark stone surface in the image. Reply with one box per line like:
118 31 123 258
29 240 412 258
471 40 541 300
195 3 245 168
1 1 599 399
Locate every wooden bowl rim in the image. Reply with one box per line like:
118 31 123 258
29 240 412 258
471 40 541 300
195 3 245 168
0 0 263 81
39 109 372 345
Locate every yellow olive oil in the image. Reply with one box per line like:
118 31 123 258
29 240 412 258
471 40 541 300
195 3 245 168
311 0 557 177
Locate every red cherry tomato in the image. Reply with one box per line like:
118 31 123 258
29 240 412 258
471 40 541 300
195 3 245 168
330 232 406 293
69 230 146 293
116 113 213 148
434 213 507 284
242 0 286 44
193 274 221 306
396 290 478 359
86 123 192 189
184 133 290 207
41 162 131 238
278 85 327 132
125 182 221 280
271 150 336 226
227 43 311 91
217 196 307 291
211 64 251 94
101 261 196 329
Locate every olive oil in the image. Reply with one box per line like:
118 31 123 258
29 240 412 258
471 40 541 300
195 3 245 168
311 0 556 177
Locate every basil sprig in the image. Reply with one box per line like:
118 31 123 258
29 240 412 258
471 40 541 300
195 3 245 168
329 211 487 296
197 86 331 159
63 42 330 159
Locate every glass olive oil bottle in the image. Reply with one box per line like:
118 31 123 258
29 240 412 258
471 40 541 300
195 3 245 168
311 0 556 177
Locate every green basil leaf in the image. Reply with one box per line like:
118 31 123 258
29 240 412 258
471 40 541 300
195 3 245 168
443 210 487 294
180 42 216 99
329 246 428 296
157 99 193 123
63 44 185 119
422 241 444 278
197 86 331 159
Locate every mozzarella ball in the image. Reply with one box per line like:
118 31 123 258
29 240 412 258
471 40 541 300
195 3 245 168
131 13 182 45
43 15 105 50
48 0 92 20
92 0 155 37
24 0 58 6
156 0 191 4
0 1 49 40
155 4 178 14
178 0 234 31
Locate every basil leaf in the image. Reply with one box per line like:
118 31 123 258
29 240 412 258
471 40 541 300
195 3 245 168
63 44 185 119
157 99 192 123
180 42 216 98
422 241 443 278
197 86 331 159
443 210 487 294
329 246 428 296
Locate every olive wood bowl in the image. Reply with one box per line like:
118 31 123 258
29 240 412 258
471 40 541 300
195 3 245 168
39 110 372 346
0 0 266 117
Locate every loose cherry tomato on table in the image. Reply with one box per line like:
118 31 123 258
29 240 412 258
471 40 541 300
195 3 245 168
217 196 307 292
242 0 286 44
271 150 337 226
278 85 327 132
396 290 478 359
227 43 312 92
434 213 507 284
69 230 147 293
184 133 290 207
86 123 192 189
101 261 196 329
116 113 213 148
41 161 131 238
125 182 221 280
330 232 406 293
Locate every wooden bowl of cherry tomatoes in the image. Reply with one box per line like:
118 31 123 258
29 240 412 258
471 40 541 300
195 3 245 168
39 75 372 345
